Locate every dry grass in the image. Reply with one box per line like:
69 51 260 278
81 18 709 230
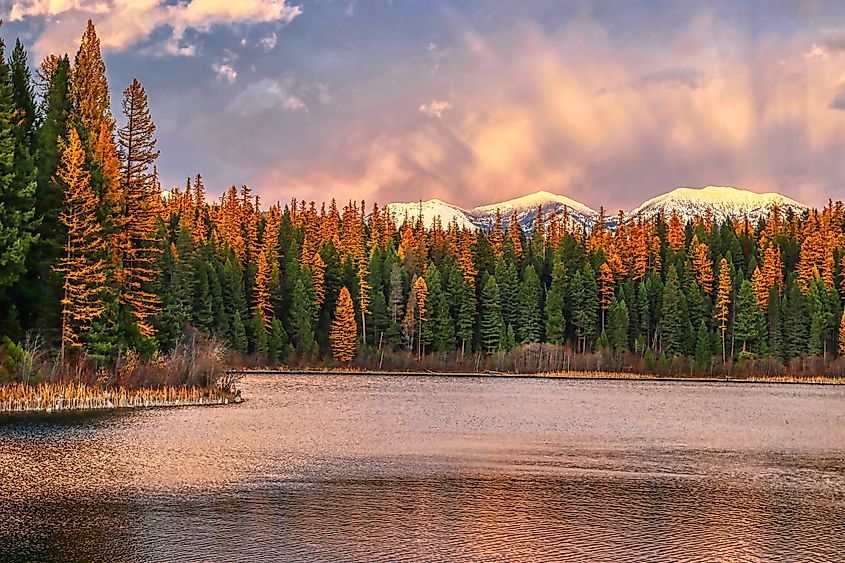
0 382 232 413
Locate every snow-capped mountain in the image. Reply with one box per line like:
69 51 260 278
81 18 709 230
384 191 598 232
382 198 477 230
383 186 809 233
627 186 807 224
469 191 597 232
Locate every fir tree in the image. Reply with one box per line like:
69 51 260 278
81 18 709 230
518 264 543 343
457 279 476 356
660 266 684 357
545 260 566 345
695 320 710 368
608 295 629 352
734 279 762 354
480 275 504 355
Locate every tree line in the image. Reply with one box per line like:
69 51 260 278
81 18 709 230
1 21 845 381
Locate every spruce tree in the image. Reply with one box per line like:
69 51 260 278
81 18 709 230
290 276 316 355
734 279 762 355
767 286 783 360
518 264 543 343
480 275 504 355
695 320 710 368
660 266 684 357
457 279 476 356
608 295 629 352
571 265 598 353
545 260 566 344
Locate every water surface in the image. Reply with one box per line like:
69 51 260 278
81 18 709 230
1 375 844 561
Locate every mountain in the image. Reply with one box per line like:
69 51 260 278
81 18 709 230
384 191 598 233
382 198 477 230
469 191 597 232
627 186 807 225
383 186 808 233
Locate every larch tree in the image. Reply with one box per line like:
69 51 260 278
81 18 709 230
54 128 107 362
253 249 273 331
838 308 845 357
116 79 161 338
715 258 732 361
331 287 357 362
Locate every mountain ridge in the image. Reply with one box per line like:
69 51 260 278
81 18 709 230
384 186 808 232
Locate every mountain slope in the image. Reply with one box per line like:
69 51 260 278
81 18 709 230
383 186 809 233
628 186 807 224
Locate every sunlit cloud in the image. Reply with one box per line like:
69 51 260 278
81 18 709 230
213 63 237 82
4 0 302 58
419 100 451 118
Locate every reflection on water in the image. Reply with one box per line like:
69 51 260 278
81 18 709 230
1 375 844 561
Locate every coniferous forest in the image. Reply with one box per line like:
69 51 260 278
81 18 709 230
3 22 845 385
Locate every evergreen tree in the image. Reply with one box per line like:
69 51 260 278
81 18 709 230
783 280 808 360
290 276 316 355
695 320 710 368
545 260 566 345
660 266 684 357
251 311 269 361
457 279 476 355
518 264 543 343
767 286 783 360
0 35 38 308
608 295 629 352
734 279 762 355
571 265 598 352
480 275 504 355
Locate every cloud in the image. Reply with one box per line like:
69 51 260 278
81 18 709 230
829 90 845 111
805 44 828 60
637 67 702 89
419 100 451 118
226 78 307 114
5 0 302 58
821 28 845 52
213 63 237 82
259 32 277 50
250 15 845 211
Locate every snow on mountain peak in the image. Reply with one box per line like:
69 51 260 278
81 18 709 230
472 190 596 217
628 185 806 223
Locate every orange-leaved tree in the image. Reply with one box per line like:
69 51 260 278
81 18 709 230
54 127 107 363
331 287 357 363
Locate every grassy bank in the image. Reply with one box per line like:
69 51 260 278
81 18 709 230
0 382 239 414
233 367 845 385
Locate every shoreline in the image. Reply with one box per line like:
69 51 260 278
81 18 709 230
231 369 845 386
0 383 240 415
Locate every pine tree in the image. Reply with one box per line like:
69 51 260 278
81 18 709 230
251 311 269 361
571 265 598 353
331 287 357 362
715 258 732 361
695 320 710 368
734 279 762 354
545 260 566 345
608 295 629 352
457 279 476 355
53 128 107 362
480 275 504 355
0 35 38 299
518 264 542 343
290 276 316 355
116 79 161 338
660 266 684 357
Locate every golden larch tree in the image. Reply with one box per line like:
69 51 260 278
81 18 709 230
839 308 845 357
598 262 614 329
751 266 769 311
116 78 162 338
690 235 714 295
715 258 732 362
253 250 273 330
331 287 358 362
667 210 685 251
54 128 107 363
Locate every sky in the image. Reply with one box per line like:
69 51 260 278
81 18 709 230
3 0 845 211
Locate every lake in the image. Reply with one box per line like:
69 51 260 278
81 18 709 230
1 374 844 561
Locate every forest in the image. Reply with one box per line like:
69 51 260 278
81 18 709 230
1 21 845 386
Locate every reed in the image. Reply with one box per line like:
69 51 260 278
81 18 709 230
0 382 232 413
